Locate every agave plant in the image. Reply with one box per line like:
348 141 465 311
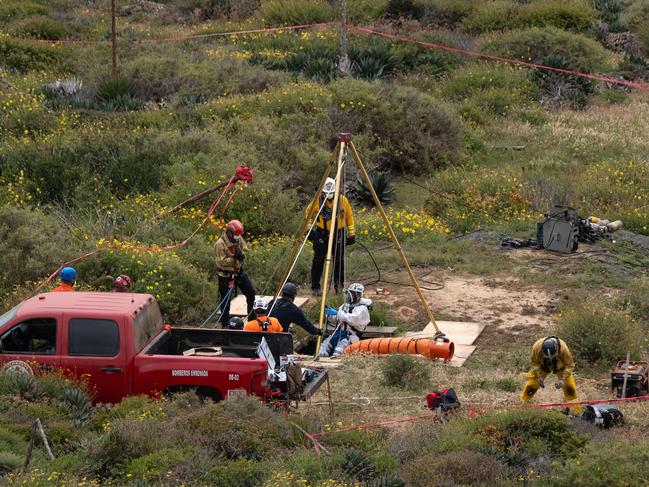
7 372 43 401
352 172 396 206
58 387 93 426
351 45 398 80
342 448 375 482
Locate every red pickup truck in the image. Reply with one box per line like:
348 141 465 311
0 292 295 404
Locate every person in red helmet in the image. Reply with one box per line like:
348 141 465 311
113 274 133 293
214 219 256 326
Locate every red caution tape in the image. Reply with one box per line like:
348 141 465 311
531 394 649 409
30 22 335 45
352 26 649 90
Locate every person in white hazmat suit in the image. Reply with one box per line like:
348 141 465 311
320 283 372 357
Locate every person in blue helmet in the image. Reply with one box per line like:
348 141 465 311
53 266 77 292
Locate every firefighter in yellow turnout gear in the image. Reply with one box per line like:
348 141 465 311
306 177 356 295
521 336 582 414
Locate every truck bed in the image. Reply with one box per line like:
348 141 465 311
142 328 294 363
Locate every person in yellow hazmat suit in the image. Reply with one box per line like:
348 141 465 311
521 336 582 414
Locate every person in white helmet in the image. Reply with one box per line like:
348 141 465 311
306 177 356 295
243 297 283 333
320 283 371 357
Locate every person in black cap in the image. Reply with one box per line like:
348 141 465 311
268 282 322 335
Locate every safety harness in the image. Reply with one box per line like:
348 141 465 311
255 318 270 332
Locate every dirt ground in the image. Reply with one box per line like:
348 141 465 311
364 269 558 346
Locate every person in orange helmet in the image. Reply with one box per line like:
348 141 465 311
215 219 256 326
52 267 77 292
243 297 283 333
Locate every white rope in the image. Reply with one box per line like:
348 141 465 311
266 159 348 319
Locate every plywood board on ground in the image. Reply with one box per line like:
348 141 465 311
406 320 485 366
448 344 477 367
408 321 485 346
230 295 310 317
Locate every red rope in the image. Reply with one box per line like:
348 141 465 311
30 22 335 45
36 167 250 291
531 394 649 408
303 394 649 442
352 26 649 90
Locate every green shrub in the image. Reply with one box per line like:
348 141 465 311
545 438 649 487
593 0 625 32
460 1 521 33
0 37 66 72
349 0 389 23
555 303 646 368
380 355 430 390
619 0 649 29
0 427 25 456
461 0 596 33
174 0 235 20
479 27 613 73
401 451 502 487
125 447 194 482
0 207 80 297
385 0 421 19
442 63 537 117
413 0 474 28
177 396 298 460
0 451 22 474
9 15 70 40
0 2 48 22
207 457 268 486
258 0 337 25
328 79 461 174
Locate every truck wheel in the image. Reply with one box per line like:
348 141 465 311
164 386 222 403
194 386 222 403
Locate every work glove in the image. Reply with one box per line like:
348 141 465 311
347 235 356 245
539 377 545 389
555 380 564 390
315 328 324 336
234 248 245 261
325 306 338 317
341 303 351 313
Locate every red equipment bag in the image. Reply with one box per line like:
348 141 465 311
426 388 460 411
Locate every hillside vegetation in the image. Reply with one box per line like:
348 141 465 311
2 0 649 485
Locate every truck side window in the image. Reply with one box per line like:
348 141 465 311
0 319 57 355
69 319 119 357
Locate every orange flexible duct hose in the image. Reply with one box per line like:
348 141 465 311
344 337 454 362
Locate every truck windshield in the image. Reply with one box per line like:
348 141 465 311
133 301 164 352
0 305 19 328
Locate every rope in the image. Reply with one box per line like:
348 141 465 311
29 22 336 46
265 157 348 320
298 393 649 446
35 166 248 292
199 286 234 328
352 26 649 91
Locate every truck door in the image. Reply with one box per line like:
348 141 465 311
62 316 129 404
0 316 61 375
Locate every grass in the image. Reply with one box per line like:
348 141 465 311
2 0 649 482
